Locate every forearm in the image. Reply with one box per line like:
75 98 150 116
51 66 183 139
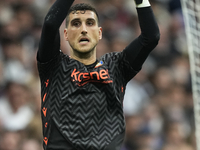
124 1 160 71
37 0 74 62
44 0 74 30
137 7 160 43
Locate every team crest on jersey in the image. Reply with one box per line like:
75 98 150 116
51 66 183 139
95 60 103 68
71 67 113 86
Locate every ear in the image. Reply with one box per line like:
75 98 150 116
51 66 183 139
64 28 68 41
99 27 102 40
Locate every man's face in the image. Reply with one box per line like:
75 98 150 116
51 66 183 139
64 10 102 54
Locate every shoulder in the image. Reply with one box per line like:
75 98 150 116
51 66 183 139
37 50 70 76
99 51 125 62
37 50 70 66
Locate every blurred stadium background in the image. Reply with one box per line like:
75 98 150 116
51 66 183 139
0 0 196 150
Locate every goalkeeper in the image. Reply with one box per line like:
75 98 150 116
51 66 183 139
37 0 160 150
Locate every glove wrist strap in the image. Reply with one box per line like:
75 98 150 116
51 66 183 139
135 0 151 8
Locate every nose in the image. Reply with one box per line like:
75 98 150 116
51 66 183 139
81 23 87 35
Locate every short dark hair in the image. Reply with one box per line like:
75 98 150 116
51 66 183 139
65 3 100 27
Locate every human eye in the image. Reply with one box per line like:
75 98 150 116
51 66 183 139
87 20 95 26
72 21 81 27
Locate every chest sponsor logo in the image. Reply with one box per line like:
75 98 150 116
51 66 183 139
71 68 113 86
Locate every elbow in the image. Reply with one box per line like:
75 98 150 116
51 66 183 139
152 32 160 46
155 31 160 42
149 28 160 44
143 32 160 47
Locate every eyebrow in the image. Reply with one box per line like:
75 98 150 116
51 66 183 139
70 18 97 23
71 18 81 23
87 18 96 22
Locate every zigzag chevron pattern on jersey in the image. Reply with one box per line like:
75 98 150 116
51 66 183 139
38 51 137 150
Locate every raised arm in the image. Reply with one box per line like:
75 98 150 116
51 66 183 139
124 0 160 71
37 0 74 63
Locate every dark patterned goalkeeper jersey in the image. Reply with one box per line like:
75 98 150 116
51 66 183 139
37 50 138 150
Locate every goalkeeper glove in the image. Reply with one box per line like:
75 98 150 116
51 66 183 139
134 0 150 8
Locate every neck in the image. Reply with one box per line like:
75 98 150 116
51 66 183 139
70 48 97 65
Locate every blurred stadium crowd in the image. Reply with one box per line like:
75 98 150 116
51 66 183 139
0 0 196 150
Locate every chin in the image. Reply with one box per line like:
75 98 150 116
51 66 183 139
74 46 96 54
80 49 94 55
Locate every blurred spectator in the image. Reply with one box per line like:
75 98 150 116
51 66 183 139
151 66 174 94
21 139 42 150
0 131 21 150
123 78 150 115
162 121 194 150
0 82 34 131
